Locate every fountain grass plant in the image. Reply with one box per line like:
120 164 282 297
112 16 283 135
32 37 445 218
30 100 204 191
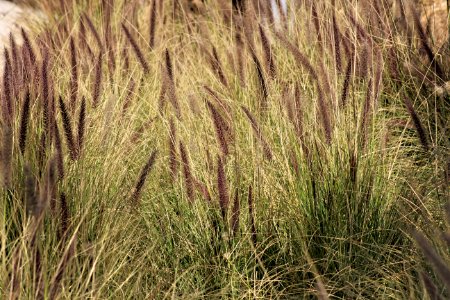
1 0 449 298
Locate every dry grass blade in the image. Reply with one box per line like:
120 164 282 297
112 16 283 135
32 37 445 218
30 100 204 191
247 184 257 247
231 188 240 236
315 281 330 300
122 22 150 74
341 57 352 107
409 3 444 79
83 13 103 50
403 97 429 151
179 142 194 202
59 96 77 160
8 247 21 300
359 78 373 148
234 31 245 87
241 106 273 160
130 150 158 205
122 79 136 115
49 233 77 300
412 230 450 289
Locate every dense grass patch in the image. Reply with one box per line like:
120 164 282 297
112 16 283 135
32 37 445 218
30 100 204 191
1 0 448 298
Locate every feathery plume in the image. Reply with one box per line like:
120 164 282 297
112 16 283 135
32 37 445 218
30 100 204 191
241 106 273 160
317 87 332 144
122 78 136 115
164 49 181 119
2 52 13 188
9 33 19 94
203 85 232 119
92 52 103 108
53 123 64 180
420 272 443 300
258 24 276 78
341 57 352 107
77 97 86 155
122 22 150 74
19 91 31 155
21 28 36 65
130 150 158 205
149 0 157 49
209 46 228 87
275 32 318 80
59 96 77 160
3 48 13 122
165 48 173 82
412 230 450 289
275 32 331 143
122 46 130 73
206 100 229 156
69 37 79 110
41 50 51 135
168 118 178 182
179 142 194 202
24 165 38 217
59 192 69 240
332 4 342 72
217 156 229 221
311 2 323 49
2 126 13 188
249 49 269 109
194 178 212 203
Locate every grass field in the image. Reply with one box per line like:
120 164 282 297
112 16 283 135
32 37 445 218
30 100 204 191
1 0 449 298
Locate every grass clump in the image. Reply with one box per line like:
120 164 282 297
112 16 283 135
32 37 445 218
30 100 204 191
1 0 449 298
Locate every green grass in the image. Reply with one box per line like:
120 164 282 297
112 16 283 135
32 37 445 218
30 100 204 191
1 0 449 298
